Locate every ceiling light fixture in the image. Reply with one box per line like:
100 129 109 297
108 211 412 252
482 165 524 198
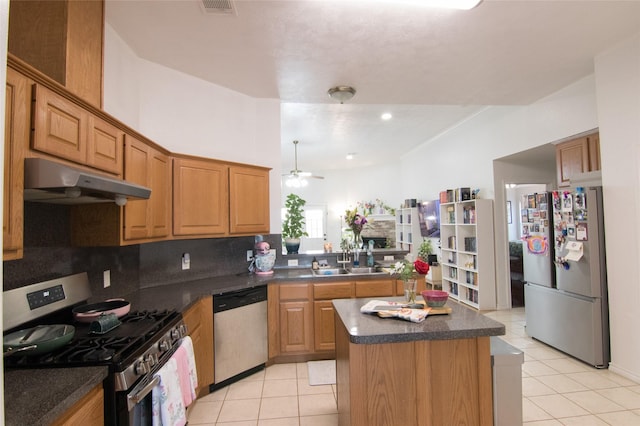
387 0 482 10
328 86 356 104
381 112 392 121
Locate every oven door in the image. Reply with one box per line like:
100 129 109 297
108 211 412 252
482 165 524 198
118 373 160 426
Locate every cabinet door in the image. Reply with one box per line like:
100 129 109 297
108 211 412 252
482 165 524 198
182 297 214 397
149 150 171 238
588 133 601 172
229 165 270 235
32 84 88 165
314 300 337 352
87 115 123 175
51 385 103 426
556 137 589 187
123 136 150 240
355 280 394 298
279 301 313 354
173 158 229 236
123 136 171 241
3 68 28 260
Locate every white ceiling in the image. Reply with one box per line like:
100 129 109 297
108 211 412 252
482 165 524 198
105 0 640 175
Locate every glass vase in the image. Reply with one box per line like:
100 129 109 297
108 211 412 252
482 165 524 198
403 278 417 304
353 232 363 266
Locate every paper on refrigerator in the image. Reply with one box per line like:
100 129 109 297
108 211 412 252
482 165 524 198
564 241 583 262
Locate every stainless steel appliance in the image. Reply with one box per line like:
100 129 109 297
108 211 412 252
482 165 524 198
23 157 151 205
3 273 187 425
213 286 267 388
523 186 609 367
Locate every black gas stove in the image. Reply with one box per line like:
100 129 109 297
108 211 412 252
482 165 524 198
3 273 187 425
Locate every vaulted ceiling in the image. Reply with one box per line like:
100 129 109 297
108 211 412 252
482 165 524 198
105 0 640 174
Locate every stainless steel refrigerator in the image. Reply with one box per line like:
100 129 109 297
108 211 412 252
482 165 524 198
523 186 610 368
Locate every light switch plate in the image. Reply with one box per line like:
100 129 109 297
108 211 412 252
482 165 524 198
103 270 111 288
384 255 394 261
182 253 191 270
288 259 299 267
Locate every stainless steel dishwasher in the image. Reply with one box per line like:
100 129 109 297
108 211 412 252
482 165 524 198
212 286 268 389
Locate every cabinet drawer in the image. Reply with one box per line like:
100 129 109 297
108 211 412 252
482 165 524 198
355 280 394 298
279 283 311 301
313 282 354 300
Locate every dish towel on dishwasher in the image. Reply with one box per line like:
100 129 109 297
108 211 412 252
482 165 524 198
174 336 198 407
152 357 187 426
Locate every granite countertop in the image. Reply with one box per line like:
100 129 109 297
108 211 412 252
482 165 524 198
3 366 108 426
333 297 505 344
121 267 398 313
3 267 397 423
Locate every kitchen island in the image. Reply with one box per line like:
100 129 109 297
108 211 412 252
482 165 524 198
333 298 505 426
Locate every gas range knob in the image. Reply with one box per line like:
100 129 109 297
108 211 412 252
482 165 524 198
170 328 181 340
158 339 170 352
144 354 158 367
179 324 188 337
134 360 148 375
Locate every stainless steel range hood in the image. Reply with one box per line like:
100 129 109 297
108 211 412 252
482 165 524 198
24 158 151 205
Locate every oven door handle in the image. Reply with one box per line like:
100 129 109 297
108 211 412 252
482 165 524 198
127 375 160 411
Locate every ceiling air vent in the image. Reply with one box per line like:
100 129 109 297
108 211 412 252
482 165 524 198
200 0 236 15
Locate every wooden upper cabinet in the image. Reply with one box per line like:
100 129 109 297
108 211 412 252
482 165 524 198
149 150 172 238
87 116 124 176
32 84 88 165
32 85 123 175
4 68 29 261
588 133 601 172
123 135 170 241
173 157 229 236
8 0 104 107
556 133 600 187
229 165 270 235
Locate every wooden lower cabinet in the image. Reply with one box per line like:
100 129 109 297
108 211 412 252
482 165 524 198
182 297 215 397
355 279 394 298
51 384 103 426
270 279 407 360
335 319 493 426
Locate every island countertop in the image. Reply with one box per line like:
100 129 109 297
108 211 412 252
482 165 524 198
332 297 505 344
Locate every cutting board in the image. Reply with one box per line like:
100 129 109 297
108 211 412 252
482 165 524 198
427 305 452 315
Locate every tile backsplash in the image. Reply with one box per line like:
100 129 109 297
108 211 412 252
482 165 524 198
3 202 282 300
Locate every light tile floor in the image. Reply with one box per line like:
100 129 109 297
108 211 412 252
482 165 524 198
187 306 640 425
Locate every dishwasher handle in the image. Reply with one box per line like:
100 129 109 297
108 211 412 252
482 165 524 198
214 286 267 313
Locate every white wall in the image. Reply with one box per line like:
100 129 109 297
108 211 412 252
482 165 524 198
594 33 640 382
285 161 404 249
103 23 282 232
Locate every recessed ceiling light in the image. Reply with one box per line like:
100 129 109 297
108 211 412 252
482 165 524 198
381 112 392 121
346 153 355 160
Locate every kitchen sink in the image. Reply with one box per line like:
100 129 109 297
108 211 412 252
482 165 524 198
311 266 387 276
312 268 349 276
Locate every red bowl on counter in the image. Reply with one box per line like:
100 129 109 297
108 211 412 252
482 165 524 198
421 290 449 308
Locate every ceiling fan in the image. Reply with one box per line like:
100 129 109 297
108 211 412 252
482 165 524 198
283 140 324 187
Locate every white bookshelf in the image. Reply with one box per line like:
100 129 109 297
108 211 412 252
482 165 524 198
395 207 424 260
439 199 496 310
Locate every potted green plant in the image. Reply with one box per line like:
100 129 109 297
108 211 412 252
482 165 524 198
417 239 434 263
282 193 308 254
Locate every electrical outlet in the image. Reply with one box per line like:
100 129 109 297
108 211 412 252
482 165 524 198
103 270 111 288
247 250 254 262
182 253 191 270
288 259 298 267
